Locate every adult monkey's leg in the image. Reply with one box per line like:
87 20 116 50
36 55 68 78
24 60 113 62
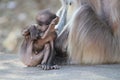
55 0 71 63
56 0 68 34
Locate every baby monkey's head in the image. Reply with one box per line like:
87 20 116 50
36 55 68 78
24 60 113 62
36 9 58 32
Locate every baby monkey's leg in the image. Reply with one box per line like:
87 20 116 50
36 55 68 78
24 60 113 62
39 43 51 70
39 42 59 70
46 41 59 69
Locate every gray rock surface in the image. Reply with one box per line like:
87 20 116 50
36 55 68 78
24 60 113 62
0 53 120 80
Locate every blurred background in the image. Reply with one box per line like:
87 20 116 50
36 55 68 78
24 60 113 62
0 0 61 54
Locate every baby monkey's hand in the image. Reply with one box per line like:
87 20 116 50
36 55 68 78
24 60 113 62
22 24 39 40
51 16 59 25
49 16 59 32
29 24 39 40
22 27 30 36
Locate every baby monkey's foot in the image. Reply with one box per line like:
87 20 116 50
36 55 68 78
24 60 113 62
37 64 60 70
50 65 60 69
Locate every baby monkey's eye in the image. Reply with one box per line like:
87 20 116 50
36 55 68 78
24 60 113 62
45 21 50 25
38 21 50 26
38 21 43 26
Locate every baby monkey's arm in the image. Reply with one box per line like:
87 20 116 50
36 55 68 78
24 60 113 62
41 16 59 39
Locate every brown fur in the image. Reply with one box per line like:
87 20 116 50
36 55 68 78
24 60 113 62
55 0 120 64
19 10 59 70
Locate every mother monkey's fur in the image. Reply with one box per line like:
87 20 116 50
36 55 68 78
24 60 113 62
55 0 120 64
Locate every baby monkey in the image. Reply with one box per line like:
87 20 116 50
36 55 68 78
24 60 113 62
20 10 59 70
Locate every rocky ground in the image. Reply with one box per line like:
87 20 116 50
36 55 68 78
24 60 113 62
0 53 120 80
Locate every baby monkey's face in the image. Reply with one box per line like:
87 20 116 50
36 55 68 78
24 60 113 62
36 14 53 32
37 24 48 32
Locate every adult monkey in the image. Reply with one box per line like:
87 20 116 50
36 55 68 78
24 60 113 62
55 0 120 64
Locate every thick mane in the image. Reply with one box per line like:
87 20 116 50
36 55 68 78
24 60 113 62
67 0 120 64
55 0 120 65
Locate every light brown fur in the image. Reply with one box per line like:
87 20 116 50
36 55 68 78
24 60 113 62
55 0 120 64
